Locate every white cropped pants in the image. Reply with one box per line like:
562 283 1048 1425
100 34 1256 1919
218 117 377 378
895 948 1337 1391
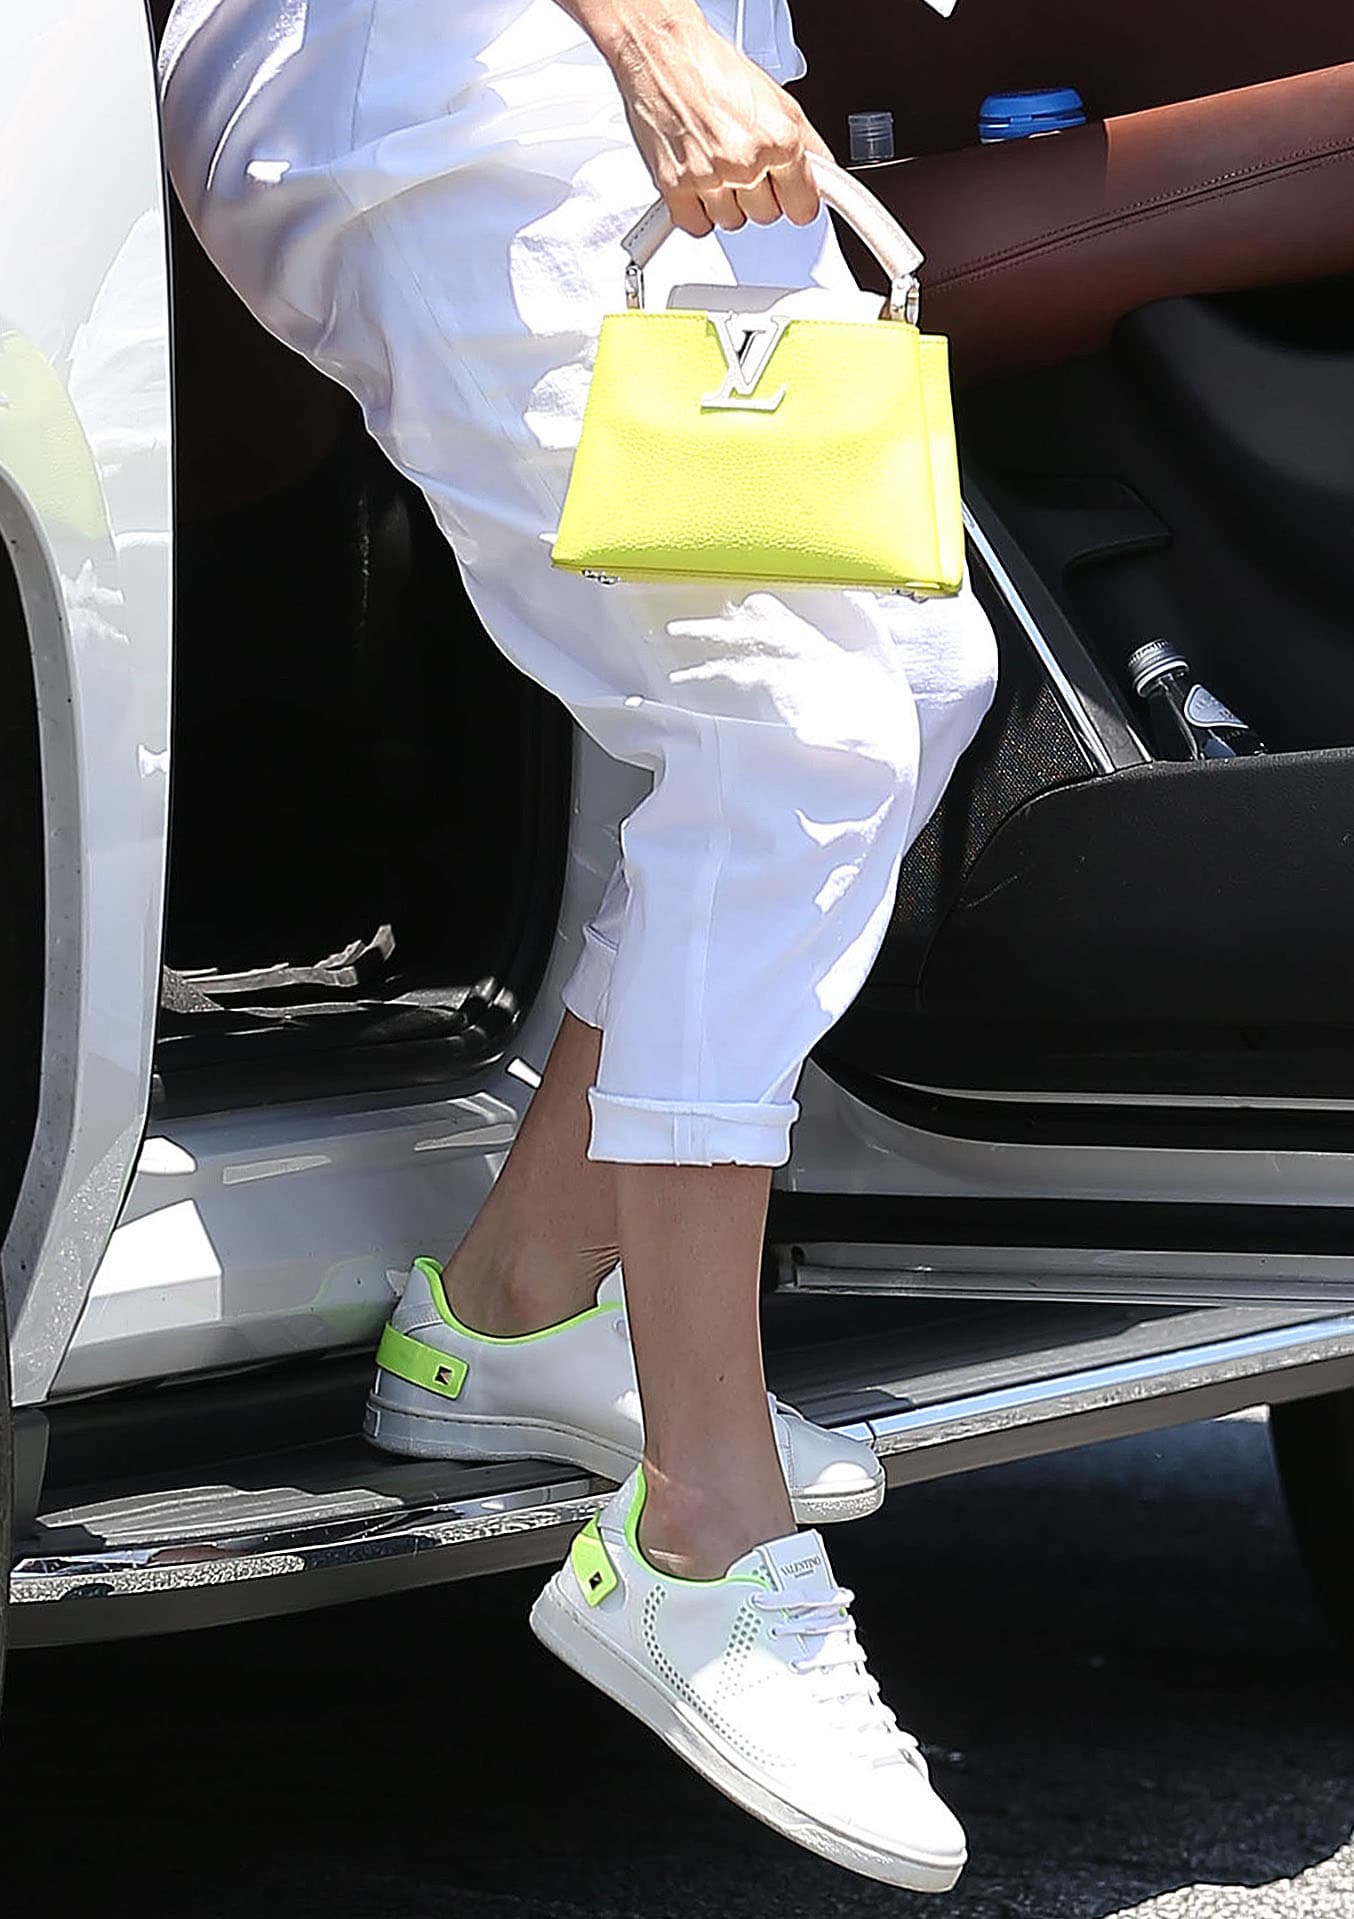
159 0 999 1167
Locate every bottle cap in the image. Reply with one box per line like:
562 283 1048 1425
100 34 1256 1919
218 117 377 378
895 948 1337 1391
1127 639 1189 695
978 87 1086 143
848 111 895 166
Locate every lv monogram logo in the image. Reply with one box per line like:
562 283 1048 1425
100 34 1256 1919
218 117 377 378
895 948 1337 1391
700 312 789 413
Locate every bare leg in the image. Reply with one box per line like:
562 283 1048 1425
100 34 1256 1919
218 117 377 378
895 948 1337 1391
444 1015 793 1575
619 1164 793 1579
441 1011 618 1334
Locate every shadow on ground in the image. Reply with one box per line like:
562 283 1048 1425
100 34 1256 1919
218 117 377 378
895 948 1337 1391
4 1416 1351 1918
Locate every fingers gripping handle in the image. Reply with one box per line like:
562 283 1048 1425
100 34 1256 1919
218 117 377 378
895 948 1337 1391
621 154 925 320
621 155 924 275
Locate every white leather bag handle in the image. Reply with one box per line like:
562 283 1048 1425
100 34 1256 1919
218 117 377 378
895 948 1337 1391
621 154 924 320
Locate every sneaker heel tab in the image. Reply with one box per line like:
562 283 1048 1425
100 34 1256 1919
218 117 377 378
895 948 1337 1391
570 1517 619 1607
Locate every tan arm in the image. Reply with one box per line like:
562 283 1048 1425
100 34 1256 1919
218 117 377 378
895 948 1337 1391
551 0 833 234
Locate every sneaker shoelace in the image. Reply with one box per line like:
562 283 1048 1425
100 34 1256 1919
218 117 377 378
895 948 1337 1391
752 1587 929 1773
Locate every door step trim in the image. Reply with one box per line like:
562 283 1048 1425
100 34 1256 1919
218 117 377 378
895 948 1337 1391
784 1241 1354 1309
869 1310 1354 1484
12 1305 1354 1645
880 1073 1354 1114
9 1459 609 1647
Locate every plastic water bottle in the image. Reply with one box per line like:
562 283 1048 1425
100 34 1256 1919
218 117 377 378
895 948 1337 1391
978 87 1087 143
847 111 895 169
1127 641 1267 761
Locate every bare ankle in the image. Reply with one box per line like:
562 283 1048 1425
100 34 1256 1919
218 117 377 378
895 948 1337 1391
440 1242 617 1336
636 1458 795 1581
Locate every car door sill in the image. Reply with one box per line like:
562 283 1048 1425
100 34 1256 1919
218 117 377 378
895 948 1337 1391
815 1054 1354 1153
12 1302 1354 1646
783 1241 1354 1310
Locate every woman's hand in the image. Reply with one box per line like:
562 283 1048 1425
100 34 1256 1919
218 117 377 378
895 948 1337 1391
562 0 833 235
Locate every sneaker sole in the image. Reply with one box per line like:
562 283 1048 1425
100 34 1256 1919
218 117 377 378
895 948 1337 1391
365 1388 885 1526
792 1475 885 1526
363 1393 635 1481
529 1573 965 1893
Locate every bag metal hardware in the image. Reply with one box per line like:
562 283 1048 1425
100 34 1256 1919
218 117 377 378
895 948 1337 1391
700 312 789 413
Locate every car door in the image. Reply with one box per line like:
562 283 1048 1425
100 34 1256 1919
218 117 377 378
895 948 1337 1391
0 0 173 1406
775 7 1354 1307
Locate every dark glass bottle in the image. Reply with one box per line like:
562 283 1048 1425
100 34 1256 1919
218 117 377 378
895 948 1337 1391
1127 641 1267 761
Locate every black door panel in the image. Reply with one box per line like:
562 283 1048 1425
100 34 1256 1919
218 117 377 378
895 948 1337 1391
923 746 1354 1025
826 277 1354 1107
969 280 1354 753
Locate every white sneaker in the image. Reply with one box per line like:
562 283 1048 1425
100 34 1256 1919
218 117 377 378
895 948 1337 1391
363 1257 885 1526
530 1470 966 1892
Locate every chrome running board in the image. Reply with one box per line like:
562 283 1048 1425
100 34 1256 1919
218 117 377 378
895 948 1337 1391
784 1241 1354 1310
13 1302 1354 1645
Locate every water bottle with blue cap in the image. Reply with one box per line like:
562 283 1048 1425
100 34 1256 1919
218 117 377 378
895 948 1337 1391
979 86 1087 143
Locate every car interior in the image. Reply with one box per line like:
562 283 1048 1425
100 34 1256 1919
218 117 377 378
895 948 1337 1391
147 6 574 1102
147 0 1354 1141
15 0 1352 1633
789 4 1354 1136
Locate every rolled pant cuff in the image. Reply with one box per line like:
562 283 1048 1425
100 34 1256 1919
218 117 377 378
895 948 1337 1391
560 927 617 1032
586 1090 799 1167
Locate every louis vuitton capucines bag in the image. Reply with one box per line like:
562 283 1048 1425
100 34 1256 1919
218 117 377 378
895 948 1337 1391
551 154 963 597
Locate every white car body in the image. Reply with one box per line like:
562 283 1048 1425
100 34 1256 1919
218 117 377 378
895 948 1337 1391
4 0 1354 1649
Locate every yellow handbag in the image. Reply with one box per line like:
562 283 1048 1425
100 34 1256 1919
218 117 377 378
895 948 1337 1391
551 155 963 596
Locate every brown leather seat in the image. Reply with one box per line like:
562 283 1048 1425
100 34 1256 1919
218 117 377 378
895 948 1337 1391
847 63 1354 387
790 0 1353 160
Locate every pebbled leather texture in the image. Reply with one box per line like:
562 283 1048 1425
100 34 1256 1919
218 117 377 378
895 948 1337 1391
552 310 963 594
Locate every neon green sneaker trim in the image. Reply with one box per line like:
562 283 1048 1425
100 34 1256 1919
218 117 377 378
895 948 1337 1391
570 1517 619 1607
411 1256 622 1346
375 1321 468 1400
622 1466 773 1592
